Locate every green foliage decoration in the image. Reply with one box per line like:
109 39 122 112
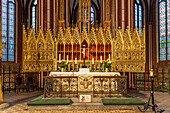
59 60 68 69
104 59 112 68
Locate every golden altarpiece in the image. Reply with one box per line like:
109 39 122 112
23 0 145 73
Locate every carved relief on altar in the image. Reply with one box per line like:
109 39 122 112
79 75 92 91
94 78 110 93
62 78 78 93
44 74 127 98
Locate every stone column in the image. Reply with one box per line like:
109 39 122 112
22 0 25 23
149 0 153 70
149 23 152 70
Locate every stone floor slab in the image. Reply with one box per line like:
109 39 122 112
0 90 169 113
28 105 143 111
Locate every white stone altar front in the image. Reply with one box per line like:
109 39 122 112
49 68 120 92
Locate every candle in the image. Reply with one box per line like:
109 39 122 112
109 54 110 60
116 81 118 90
150 69 153 76
83 45 86 58
67 55 68 63
59 54 61 63
100 56 102 63
75 58 77 64
92 58 94 64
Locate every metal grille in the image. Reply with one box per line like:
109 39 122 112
135 67 170 91
1 64 39 93
135 73 145 90
2 64 19 93
156 67 170 89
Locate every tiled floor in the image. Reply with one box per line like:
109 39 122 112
129 90 170 113
1 90 169 113
3 91 43 106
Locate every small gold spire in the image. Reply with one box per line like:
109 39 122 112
100 23 102 27
92 24 94 27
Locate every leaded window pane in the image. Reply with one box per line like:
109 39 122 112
136 0 140 4
31 0 37 31
91 6 94 24
158 0 170 60
167 0 170 60
135 4 138 28
1 0 15 61
135 0 143 36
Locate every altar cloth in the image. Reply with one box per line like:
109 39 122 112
49 68 120 76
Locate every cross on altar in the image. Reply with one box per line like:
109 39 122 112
80 45 90 68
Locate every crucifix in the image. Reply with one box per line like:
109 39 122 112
80 45 90 68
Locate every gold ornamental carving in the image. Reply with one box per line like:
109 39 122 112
23 24 145 72
23 26 54 72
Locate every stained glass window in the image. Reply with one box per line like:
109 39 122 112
159 0 170 61
31 0 37 31
135 0 143 36
91 6 95 24
1 0 15 61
